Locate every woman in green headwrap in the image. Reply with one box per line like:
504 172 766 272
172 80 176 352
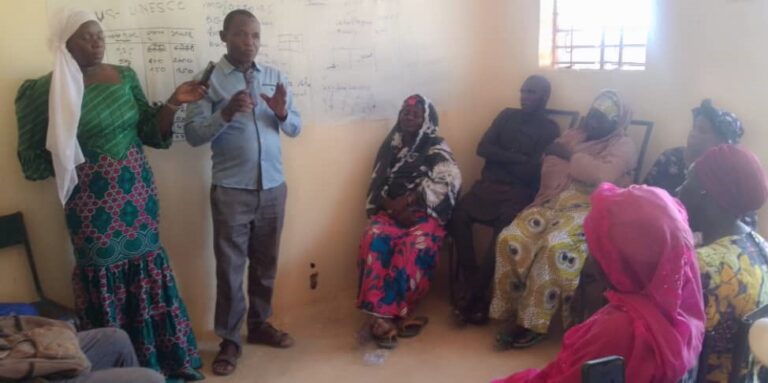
489 90 637 349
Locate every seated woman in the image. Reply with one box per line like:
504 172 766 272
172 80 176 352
492 183 705 383
644 99 756 228
489 90 636 348
678 144 768 382
357 94 461 348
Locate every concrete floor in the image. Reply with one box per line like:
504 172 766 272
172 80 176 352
194 293 561 382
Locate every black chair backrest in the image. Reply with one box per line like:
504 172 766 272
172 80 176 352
0 212 27 249
627 120 654 184
545 109 580 133
0 211 44 299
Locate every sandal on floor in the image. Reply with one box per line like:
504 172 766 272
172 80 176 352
375 329 399 349
495 330 516 351
454 292 490 327
397 316 429 338
510 329 546 349
212 340 241 376
453 307 469 326
371 318 399 349
495 322 527 351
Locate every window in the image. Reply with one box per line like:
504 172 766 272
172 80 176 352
539 0 653 70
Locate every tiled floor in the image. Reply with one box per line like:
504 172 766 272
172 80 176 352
194 292 561 382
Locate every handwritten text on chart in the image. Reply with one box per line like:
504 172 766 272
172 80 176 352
104 27 198 100
57 0 411 126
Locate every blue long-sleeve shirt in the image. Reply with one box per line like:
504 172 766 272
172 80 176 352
184 55 302 190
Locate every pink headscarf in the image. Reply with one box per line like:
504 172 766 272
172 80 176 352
493 184 705 383
694 144 768 218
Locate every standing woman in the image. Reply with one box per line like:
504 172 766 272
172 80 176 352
15 10 205 381
357 94 461 348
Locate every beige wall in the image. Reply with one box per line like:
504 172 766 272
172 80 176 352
471 0 768 224
1 0 767 337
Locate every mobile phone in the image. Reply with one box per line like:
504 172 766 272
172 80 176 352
199 61 216 84
582 356 624 383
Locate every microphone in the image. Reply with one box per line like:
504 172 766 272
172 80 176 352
243 68 256 104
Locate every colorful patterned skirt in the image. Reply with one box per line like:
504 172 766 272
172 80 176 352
490 185 591 333
65 144 203 381
356 211 446 318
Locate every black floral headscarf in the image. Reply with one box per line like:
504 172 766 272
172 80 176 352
365 95 461 224
692 99 744 144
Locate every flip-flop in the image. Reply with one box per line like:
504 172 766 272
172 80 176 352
374 328 399 349
510 330 546 349
397 316 429 338
495 331 516 351
453 307 469 326
495 323 526 351
371 318 399 349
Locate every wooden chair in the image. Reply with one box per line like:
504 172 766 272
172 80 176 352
0 211 78 328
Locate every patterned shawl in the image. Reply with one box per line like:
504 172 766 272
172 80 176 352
529 89 634 207
365 95 461 224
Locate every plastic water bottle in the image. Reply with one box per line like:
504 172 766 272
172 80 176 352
362 349 389 366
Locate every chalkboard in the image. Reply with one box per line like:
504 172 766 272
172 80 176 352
47 0 428 138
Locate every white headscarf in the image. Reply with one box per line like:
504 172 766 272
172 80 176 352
47 9 99 205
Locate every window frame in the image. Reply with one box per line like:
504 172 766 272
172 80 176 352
543 0 650 71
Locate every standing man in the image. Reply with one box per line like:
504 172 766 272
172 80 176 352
450 75 559 325
184 9 301 376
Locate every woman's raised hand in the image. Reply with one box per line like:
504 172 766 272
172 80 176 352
169 81 208 105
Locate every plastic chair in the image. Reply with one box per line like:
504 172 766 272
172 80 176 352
0 211 78 328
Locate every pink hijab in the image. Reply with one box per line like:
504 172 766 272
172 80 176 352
530 90 634 207
493 184 705 383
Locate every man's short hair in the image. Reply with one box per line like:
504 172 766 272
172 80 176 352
223 9 257 32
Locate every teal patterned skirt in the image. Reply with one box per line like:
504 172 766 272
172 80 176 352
65 143 203 381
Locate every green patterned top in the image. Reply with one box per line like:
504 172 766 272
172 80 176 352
15 65 171 180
